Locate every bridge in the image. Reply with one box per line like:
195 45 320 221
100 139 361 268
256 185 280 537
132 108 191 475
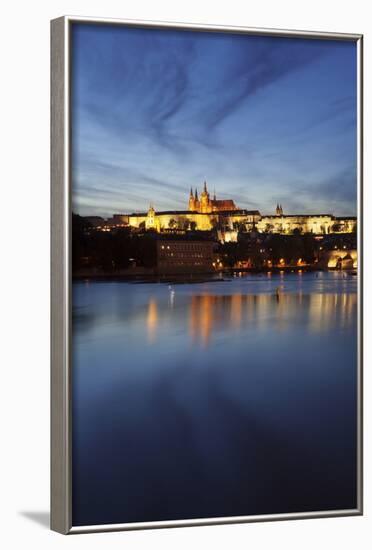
318 249 357 270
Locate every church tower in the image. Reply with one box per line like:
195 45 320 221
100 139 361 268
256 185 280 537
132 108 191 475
194 189 200 211
188 187 196 211
276 203 283 216
145 204 156 229
200 180 211 213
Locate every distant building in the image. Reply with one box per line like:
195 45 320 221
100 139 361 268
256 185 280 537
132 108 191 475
156 239 215 273
257 214 335 235
128 181 260 233
332 217 357 233
84 216 105 228
318 248 357 269
275 204 283 216
217 228 238 243
256 205 357 235
189 181 237 213
106 214 129 227
84 184 356 237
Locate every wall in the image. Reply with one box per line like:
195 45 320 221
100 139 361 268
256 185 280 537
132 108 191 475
257 215 335 234
1 2 371 550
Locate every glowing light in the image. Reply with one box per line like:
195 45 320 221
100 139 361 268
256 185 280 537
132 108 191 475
231 293 243 327
146 299 158 343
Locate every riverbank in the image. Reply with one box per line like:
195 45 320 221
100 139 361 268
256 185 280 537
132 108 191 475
72 265 357 284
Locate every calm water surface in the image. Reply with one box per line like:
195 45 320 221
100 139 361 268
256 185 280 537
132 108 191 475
72 271 357 526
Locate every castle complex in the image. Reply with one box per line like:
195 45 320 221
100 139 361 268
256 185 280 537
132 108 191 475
109 181 356 237
127 181 260 233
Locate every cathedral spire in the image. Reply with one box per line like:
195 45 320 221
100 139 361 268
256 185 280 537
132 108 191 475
275 203 283 216
204 180 207 193
190 186 194 197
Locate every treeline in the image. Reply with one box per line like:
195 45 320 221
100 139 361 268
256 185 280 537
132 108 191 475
72 214 157 272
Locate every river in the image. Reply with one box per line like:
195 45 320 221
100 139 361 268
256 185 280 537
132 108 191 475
71 271 358 526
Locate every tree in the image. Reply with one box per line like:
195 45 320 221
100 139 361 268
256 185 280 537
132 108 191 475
332 223 342 233
176 216 188 230
168 218 177 229
72 213 92 271
292 227 303 235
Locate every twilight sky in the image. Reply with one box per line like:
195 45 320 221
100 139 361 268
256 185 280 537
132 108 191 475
71 23 357 218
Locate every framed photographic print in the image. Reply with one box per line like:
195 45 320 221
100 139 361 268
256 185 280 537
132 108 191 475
51 16 363 534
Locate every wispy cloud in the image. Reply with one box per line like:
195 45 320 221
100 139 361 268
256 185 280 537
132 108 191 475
72 24 357 217
198 40 324 130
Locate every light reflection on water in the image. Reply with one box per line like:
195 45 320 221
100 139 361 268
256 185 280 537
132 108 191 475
143 292 357 347
72 272 358 527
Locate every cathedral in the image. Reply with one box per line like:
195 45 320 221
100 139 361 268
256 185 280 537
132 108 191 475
188 181 237 213
275 203 283 216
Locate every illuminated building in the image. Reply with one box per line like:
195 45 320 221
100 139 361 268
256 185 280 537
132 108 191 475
128 181 260 233
156 239 215 273
257 214 335 235
318 249 357 269
188 181 237 213
257 206 356 235
90 183 356 237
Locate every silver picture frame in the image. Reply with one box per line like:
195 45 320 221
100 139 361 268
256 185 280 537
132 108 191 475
51 15 363 534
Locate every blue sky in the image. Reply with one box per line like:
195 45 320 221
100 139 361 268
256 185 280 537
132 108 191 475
71 23 357 218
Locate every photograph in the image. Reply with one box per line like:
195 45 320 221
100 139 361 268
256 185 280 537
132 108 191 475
69 21 360 528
